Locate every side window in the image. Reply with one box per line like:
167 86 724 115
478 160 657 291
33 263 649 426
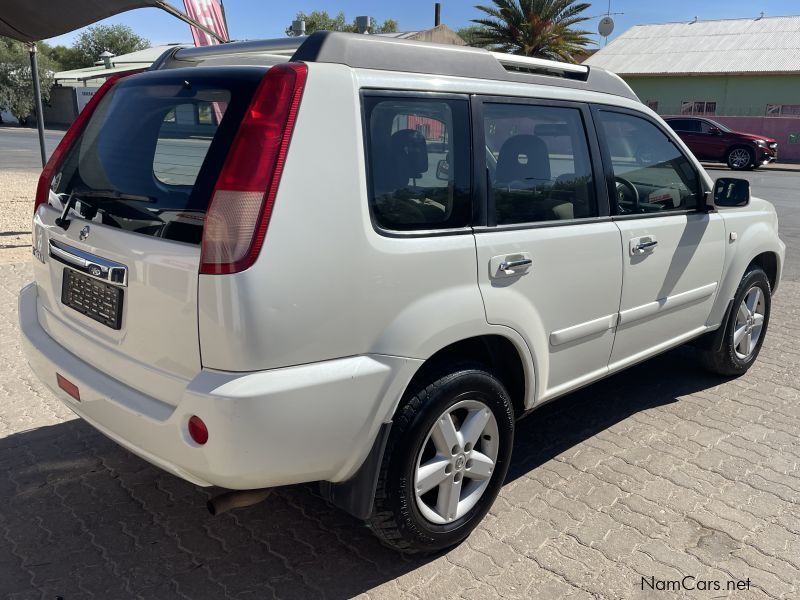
483 103 597 225
668 119 698 133
364 96 471 231
698 120 719 134
596 111 701 214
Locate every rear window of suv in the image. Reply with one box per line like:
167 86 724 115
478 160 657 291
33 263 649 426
52 69 263 245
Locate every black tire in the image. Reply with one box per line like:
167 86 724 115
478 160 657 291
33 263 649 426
700 267 771 376
367 363 514 554
726 146 754 171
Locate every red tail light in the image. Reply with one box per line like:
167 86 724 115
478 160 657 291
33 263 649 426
200 62 308 275
34 71 141 216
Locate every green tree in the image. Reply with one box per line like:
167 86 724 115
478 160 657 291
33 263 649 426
71 24 150 68
286 11 398 35
456 26 483 45
470 0 592 61
46 45 86 71
0 37 57 124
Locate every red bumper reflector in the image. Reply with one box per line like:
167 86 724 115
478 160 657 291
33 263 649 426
56 373 80 401
188 415 209 445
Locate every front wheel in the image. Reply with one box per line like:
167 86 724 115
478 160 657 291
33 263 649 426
367 364 514 554
700 267 771 376
727 146 754 171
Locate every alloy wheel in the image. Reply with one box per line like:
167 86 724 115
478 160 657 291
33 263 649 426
734 286 766 359
414 399 499 525
729 148 751 169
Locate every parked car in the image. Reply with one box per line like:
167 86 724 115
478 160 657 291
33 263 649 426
20 32 785 554
665 117 778 171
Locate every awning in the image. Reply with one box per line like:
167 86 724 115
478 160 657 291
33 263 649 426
0 0 162 43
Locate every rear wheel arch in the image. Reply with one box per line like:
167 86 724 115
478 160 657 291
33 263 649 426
400 335 529 421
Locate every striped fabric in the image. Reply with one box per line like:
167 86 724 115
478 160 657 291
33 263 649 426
182 0 229 46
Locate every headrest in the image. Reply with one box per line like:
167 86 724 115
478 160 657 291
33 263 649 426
496 134 550 185
391 129 429 179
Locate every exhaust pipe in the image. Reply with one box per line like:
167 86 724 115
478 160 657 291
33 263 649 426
207 488 272 516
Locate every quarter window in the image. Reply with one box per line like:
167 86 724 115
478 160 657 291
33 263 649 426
596 111 701 214
483 103 597 225
364 96 471 231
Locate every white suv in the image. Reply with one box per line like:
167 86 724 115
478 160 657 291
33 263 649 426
20 32 785 554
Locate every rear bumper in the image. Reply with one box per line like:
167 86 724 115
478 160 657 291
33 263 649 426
19 283 419 489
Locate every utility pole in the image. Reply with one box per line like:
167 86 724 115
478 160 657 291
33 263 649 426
28 43 47 168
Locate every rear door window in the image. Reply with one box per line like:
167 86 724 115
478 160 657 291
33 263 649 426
667 119 699 133
52 69 262 245
364 95 471 232
483 102 597 224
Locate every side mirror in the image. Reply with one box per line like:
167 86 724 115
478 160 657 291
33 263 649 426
435 159 450 181
712 177 750 208
708 127 722 136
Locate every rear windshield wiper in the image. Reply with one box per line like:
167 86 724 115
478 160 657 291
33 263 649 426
72 189 156 203
56 188 161 230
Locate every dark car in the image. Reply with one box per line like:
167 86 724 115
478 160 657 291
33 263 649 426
665 117 778 171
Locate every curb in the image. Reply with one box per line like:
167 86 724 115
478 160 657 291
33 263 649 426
701 163 800 173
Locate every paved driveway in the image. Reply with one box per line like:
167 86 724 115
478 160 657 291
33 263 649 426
1 173 799 598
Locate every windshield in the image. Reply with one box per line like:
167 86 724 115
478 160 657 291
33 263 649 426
52 68 262 245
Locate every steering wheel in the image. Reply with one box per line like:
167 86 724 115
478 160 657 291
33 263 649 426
614 176 639 214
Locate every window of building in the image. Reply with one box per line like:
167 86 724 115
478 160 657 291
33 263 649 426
766 104 800 117
365 96 471 231
483 103 597 225
680 101 716 116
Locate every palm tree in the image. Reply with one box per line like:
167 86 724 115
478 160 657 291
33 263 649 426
471 0 592 62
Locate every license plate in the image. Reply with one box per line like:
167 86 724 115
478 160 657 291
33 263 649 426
61 267 124 330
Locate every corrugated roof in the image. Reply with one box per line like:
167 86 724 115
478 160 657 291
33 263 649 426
55 45 186 81
584 15 800 75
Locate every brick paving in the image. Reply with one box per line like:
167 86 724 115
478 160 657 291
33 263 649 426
1 264 799 599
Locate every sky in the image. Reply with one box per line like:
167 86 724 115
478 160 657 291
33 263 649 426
44 0 800 49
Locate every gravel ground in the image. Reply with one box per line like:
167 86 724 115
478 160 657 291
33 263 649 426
0 169 37 264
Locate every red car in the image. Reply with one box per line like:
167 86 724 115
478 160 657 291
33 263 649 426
665 117 778 171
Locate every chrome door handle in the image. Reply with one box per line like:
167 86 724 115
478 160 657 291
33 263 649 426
635 240 658 251
499 258 533 271
490 253 533 279
630 237 658 255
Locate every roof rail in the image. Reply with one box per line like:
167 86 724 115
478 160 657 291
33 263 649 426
153 32 636 101
490 52 589 80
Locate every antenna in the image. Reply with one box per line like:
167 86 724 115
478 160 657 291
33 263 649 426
594 0 622 46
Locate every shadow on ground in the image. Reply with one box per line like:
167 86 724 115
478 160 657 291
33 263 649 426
0 346 726 599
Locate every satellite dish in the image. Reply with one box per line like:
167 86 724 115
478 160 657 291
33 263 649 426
598 16 615 37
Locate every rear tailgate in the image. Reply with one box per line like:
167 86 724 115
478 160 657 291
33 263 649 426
31 67 265 406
